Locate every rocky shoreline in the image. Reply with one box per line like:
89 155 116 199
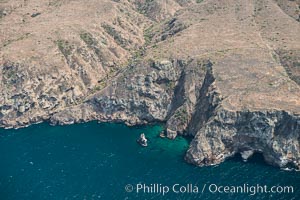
1 0 300 170
1 59 299 170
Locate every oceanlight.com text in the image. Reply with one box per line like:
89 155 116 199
208 183 294 196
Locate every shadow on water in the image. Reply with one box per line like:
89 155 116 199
227 152 276 168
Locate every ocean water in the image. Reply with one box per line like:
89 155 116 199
0 122 299 200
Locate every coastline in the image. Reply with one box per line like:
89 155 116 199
0 121 299 199
1 0 300 172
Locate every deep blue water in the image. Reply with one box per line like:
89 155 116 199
0 122 299 200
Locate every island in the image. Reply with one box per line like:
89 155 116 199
0 0 299 170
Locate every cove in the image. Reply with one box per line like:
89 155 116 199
0 121 299 200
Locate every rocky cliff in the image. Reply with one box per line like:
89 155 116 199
1 0 300 170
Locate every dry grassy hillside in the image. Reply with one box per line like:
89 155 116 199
0 0 299 122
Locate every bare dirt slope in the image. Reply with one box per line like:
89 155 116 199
1 0 300 169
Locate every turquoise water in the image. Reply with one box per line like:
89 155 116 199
0 122 299 200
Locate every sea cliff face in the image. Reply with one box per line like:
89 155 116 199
186 109 300 169
40 58 300 170
1 0 300 169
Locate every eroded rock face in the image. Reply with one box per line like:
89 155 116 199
186 109 300 169
50 59 186 126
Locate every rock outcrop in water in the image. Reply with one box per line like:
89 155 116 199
1 0 300 170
